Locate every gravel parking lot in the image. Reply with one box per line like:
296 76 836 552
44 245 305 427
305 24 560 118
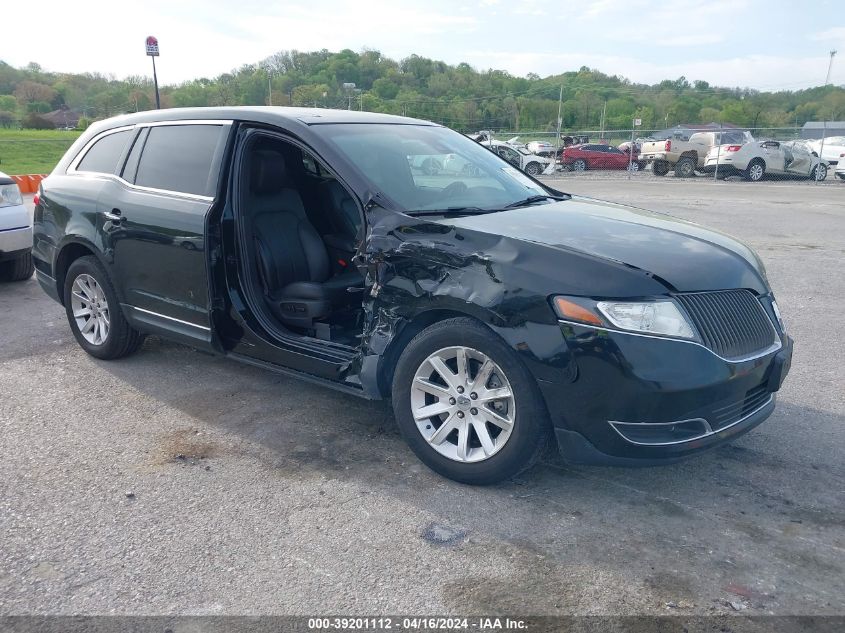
1 176 843 617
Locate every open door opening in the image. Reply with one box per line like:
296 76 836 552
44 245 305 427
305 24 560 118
234 132 367 348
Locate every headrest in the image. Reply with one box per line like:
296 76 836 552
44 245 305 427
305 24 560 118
251 150 288 194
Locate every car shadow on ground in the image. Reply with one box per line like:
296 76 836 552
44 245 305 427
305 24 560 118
90 335 845 614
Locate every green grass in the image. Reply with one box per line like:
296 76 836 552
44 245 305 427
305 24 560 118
0 129 82 175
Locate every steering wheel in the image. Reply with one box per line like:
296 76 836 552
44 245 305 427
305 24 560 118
437 181 468 200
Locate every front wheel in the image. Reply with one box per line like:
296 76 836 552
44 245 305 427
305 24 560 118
572 158 587 172
0 251 35 282
811 163 827 181
524 162 542 176
391 318 551 485
63 256 144 360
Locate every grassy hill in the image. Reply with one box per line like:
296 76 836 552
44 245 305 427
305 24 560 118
0 129 80 174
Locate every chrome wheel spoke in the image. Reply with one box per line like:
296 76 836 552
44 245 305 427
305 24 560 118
413 378 451 399
428 356 461 391
456 424 470 461
414 401 453 421
429 413 459 445
473 420 496 456
483 406 514 431
476 386 512 404
73 307 92 318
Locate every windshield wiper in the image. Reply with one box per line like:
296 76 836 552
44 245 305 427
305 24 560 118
406 206 493 217
503 194 570 209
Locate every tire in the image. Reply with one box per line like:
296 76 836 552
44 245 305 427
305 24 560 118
744 159 765 182
63 256 144 360
1 251 35 282
811 163 827 181
653 161 670 176
627 161 640 172
524 162 542 176
391 317 551 485
674 156 696 178
572 159 587 172
837 173 845 181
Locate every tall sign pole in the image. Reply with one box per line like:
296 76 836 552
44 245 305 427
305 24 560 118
146 36 161 109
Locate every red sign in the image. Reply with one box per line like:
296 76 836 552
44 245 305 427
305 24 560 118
145 36 159 57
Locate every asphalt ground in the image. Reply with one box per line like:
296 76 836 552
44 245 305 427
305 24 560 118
1 175 843 617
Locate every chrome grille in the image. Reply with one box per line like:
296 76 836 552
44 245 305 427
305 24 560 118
675 290 777 359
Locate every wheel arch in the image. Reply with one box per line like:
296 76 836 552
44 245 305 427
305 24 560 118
54 239 110 306
373 307 494 398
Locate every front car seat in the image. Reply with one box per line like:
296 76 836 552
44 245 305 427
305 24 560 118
249 150 361 329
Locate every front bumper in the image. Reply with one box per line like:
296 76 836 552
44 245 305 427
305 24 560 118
0 226 33 260
538 319 792 465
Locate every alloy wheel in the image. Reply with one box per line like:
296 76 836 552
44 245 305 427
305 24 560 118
410 346 515 463
70 274 110 346
749 163 764 181
573 159 586 171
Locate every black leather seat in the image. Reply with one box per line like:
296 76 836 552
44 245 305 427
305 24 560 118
249 150 362 329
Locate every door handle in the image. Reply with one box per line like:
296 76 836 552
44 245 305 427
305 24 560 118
104 208 123 222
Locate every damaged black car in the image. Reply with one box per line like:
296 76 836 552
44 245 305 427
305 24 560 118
33 107 793 484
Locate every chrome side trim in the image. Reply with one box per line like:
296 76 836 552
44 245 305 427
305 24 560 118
557 318 782 363
609 394 774 447
128 305 211 331
67 120 232 202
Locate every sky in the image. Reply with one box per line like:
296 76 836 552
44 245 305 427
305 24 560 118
4 0 844 90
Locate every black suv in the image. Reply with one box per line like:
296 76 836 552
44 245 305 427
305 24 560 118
33 107 792 484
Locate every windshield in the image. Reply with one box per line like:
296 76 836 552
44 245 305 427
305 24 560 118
320 123 549 213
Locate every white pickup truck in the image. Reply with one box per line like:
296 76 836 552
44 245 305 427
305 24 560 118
639 130 752 177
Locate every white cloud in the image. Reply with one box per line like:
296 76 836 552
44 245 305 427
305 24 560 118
812 27 845 40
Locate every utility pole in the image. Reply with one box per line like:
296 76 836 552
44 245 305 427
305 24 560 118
824 50 837 86
268 75 272 106
555 84 563 154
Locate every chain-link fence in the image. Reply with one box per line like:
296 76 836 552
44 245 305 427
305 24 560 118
473 124 844 183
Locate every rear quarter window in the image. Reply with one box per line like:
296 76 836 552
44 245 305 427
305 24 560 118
134 125 224 197
75 129 133 175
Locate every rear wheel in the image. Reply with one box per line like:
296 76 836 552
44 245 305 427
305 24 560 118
63 256 144 360
653 161 670 176
392 317 551 485
811 163 827 181
0 251 35 282
674 156 696 178
572 158 587 172
745 159 765 182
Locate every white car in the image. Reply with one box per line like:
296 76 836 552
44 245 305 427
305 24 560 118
806 136 845 166
701 139 828 182
482 140 554 175
0 171 34 281
835 155 845 181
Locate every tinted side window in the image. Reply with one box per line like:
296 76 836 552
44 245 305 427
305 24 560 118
76 130 133 174
135 125 223 196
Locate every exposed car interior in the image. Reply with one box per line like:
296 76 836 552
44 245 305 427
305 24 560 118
236 135 366 346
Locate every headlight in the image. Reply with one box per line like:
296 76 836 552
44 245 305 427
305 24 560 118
597 300 696 339
553 295 697 340
0 183 23 208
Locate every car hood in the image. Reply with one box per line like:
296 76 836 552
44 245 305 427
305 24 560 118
437 196 769 294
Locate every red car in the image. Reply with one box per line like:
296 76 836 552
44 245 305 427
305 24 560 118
559 143 645 172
